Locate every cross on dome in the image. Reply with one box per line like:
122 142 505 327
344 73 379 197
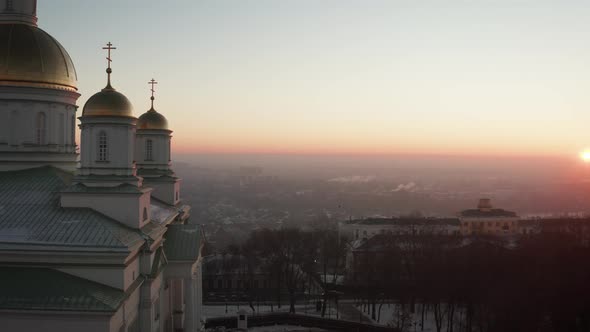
102 42 117 88
148 78 158 110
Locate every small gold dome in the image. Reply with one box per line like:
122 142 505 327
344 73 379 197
82 87 134 117
0 24 77 91
137 108 169 130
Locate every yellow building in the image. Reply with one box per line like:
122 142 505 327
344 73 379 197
459 199 519 236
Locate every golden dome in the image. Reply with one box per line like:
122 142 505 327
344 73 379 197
137 108 169 130
82 87 134 118
0 24 77 91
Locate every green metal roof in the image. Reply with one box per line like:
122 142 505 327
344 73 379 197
164 224 202 261
62 183 147 194
137 168 176 177
0 267 126 312
0 167 149 249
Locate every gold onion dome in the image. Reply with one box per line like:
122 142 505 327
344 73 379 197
137 79 169 130
0 24 77 91
82 86 134 117
137 108 169 130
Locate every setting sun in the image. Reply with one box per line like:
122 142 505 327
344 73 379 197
580 150 590 162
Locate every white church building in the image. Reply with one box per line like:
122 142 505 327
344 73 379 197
0 1 204 331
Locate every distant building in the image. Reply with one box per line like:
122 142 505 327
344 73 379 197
517 219 541 236
344 232 461 284
536 218 590 244
340 217 461 240
202 254 273 303
459 198 519 236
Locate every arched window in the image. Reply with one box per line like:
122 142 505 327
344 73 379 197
168 139 171 161
70 116 76 145
145 139 153 161
143 207 148 221
175 191 179 201
36 113 46 145
59 113 64 145
97 131 108 161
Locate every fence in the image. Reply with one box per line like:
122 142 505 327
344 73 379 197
205 312 399 331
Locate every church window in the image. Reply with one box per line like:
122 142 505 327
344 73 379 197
176 191 179 201
5 0 13 11
146 139 153 161
35 113 46 145
143 207 148 221
59 114 64 145
98 131 108 161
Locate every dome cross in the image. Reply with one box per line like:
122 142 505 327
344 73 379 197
148 78 158 110
102 42 117 88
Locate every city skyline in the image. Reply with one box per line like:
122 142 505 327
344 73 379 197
42 0 590 157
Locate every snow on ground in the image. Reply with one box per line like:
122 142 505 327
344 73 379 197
247 326 328 332
357 303 443 332
204 303 338 320
206 326 328 332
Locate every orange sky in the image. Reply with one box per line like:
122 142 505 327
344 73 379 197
44 1 590 158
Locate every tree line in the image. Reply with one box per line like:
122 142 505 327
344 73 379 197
225 227 346 315
352 229 590 332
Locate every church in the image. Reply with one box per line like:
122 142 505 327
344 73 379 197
0 1 204 331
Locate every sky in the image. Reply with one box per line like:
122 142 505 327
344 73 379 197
40 0 590 157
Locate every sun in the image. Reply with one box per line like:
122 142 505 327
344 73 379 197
581 150 590 162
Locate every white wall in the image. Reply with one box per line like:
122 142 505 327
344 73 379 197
0 90 77 151
341 223 460 240
147 180 180 206
79 117 137 177
61 191 151 229
135 131 172 169
460 217 520 235
0 86 80 171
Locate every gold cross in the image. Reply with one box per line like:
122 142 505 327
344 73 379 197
148 78 158 97
148 78 158 109
102 42 116 69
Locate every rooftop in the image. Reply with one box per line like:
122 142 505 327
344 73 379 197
0 267 128 312
345 217 460 226
164 224 202 261
0 166 166 251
